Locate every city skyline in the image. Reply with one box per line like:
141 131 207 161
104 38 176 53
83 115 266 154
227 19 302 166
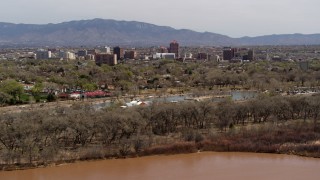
1 0 319 38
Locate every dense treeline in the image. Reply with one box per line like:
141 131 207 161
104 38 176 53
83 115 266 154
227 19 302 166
1 94 320 169
1 59 320 105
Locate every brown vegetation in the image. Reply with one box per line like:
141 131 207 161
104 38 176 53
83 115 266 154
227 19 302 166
0 54 320 170
141 142 197 156
0 93 320 171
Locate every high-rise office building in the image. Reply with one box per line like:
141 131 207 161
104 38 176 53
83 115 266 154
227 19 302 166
223 47 233 60
113 46 124 61
169 40 179 58
248 49 254 61
36 49 52 60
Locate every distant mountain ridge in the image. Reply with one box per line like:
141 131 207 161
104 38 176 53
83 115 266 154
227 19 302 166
0 18 320 46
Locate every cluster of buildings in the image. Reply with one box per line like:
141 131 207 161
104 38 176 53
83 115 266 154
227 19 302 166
2 42 320 64
11 43 255 66
152 41 179 60
0 40 257 65
95 46 139 65
95 41 179 65
35 49 78 60
223 47 254 62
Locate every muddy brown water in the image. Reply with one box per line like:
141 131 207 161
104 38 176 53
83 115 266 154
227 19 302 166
1 152 320 180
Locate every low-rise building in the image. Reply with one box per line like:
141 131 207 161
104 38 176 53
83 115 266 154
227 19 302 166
78 50 88 57
124 50 137 59
95 53 117 66
153 53 175 60
197 53 209 60
59 51 76 60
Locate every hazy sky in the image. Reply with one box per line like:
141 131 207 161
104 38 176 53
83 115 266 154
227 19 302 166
1 0 319 37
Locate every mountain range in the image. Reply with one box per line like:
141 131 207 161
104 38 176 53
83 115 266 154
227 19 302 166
0 18 320 47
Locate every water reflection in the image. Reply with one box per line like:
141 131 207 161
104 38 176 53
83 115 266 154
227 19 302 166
92 91 258 109
231 91 257 100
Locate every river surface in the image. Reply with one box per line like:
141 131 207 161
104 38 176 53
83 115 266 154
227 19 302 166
148 91 257 102
93 91 258 109
1 152 320 180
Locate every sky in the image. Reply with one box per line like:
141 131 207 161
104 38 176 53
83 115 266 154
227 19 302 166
1 0 319 37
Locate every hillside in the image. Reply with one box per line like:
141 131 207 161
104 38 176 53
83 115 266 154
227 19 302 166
0 19 319 46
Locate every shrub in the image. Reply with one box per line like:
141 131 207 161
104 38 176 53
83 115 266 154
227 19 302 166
141 142 197 156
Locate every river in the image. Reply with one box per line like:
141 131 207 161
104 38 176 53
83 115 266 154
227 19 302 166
1 152 319 180
93 91 258 109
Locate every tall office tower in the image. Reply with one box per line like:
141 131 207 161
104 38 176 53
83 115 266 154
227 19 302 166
113 46 124 61
169 40 179 58
223 47 233 60
247 49 254 61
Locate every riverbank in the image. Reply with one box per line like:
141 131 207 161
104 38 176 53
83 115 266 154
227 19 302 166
1 93 320 172
1 142 319 172
1 120 319 171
